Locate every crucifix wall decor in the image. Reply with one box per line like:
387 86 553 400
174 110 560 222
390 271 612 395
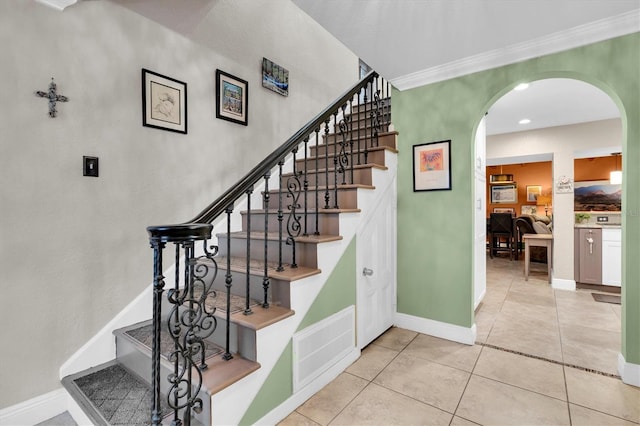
35 77 69 118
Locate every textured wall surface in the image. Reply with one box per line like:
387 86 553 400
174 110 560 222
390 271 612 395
0 0 358 408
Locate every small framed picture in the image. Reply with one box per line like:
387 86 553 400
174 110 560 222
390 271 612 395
526 185 542 202
412 140 452 191
493 207 515 214
491 184 518 204
141 69 187 134
216 69 248 126
262 58 289 96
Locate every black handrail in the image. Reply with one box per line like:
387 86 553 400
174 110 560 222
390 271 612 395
189 70 380 224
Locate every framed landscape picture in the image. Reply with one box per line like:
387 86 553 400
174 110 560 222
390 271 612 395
142 68 187 134
216 69 248 126
574 180 621 211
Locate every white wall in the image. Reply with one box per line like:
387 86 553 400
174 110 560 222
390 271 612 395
0 0 358 408
487 118 622 282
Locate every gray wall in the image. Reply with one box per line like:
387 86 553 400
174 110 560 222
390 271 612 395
0 0 358 408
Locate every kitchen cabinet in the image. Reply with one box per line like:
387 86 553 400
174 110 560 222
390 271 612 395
574 228 602 285
602 228 622 286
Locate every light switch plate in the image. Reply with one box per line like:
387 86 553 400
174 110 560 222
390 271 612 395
83 156 99 177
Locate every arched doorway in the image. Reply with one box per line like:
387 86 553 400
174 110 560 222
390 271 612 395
473 77 624 377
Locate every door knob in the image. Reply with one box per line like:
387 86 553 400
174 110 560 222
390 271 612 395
362 267 374 276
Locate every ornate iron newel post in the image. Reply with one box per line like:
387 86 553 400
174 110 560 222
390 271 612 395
147 223 216 426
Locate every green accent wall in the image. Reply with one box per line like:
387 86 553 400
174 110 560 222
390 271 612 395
394 33 640 364
240 237 357 424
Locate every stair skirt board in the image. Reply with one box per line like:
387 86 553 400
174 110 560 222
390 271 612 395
292 305 356 393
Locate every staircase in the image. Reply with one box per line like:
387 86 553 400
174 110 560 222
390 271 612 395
61 72 397 425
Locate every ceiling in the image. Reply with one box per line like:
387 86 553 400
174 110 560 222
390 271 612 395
292 0 638 135
40 0 638 136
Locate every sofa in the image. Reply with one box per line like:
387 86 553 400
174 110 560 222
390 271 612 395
514 214 552 262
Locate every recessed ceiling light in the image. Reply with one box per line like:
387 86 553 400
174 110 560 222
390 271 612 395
514 83 529 91
519 119 531 124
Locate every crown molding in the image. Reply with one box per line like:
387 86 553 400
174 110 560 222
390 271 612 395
35 0 79 11
391 10 640 91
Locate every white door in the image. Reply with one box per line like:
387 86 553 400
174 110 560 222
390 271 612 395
357 185 396 348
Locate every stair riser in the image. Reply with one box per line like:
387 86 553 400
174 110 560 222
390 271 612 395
202 267 292 309
280 167 373 188
350 98 391 114
264 187 359 210
321 126 387 142
296 149 387 171
241 211 342 235
159 298 258 360
311 132 396 156
115 333 212 424
217 234 318 269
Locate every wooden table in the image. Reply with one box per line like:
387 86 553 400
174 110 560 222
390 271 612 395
523 233 553 283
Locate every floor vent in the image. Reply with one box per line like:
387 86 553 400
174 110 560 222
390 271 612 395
292 305 355 392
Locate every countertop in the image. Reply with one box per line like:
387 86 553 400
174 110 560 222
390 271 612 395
574 223 621 229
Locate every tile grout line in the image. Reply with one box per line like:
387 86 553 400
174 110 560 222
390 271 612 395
475 341 621 379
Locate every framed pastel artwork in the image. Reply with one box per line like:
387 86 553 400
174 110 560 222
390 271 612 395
412 140 451 191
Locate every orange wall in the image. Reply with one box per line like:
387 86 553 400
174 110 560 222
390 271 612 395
486 162 552 217
574 156 619 182
486 156 622 217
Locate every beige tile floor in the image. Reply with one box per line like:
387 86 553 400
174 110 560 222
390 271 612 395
279 256 639 425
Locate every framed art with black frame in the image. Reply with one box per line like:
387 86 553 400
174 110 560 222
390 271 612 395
141 68 187 134
216 69 248 126
413 140 452 191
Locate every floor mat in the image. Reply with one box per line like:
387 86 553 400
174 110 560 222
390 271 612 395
592 293 621 304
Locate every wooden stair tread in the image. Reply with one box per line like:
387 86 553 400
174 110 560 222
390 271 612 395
201 355 261 396
241 208 361 214
229 304 295 331
267 183 375 191
281 163 387 177
220 231 343 244
213 255 322 281
303 145 398 157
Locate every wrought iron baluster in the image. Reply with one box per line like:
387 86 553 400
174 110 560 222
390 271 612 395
356 88 363 166
303 136 309 236
286 147 302 268
277 159 285 272
337 103 349 188
172 244 182 424
363 84 369 164
244 187 253 315
371 76 382 148
348 98 355 184
332 111 339 209
313 127 320 235
150 239 166 426
223 206 234 360
262 172 270 308
323 119 330 210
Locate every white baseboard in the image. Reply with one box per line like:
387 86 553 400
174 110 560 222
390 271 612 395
0 388 67 426
256 347 361 425
552 278 576 291
618 353 640 387
395 312 476 345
